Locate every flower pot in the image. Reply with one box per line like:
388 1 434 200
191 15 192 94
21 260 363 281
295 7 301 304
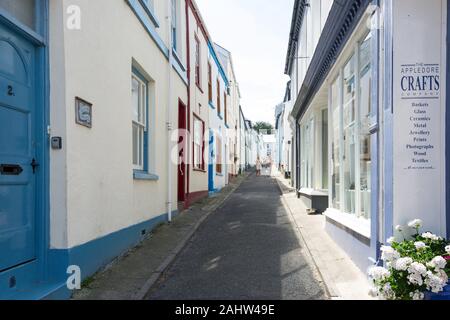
424 284 450 300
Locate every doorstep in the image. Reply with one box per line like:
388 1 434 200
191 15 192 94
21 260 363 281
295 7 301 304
274 173 375 300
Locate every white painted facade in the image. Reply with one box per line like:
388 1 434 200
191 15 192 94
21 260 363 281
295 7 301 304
49 0 188 249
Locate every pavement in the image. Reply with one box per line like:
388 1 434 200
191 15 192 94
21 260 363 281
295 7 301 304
146 173 327 300
273 171 374 300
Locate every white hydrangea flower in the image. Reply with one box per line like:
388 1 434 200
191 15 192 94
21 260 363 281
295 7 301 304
408 262 427 276
437 269 449 284
386 237 396 245
409 290 425 301
414 241 427 250
407 273 424 286
380 246 400 262
422 232 442 241
427 256 447 270
381 283 395 300
425 271 446 293
393 257 413 271
446 245 450 255
408 219 423 229
368 266 391 281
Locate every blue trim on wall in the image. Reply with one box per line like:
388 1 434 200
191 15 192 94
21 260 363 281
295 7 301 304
208 41 229 86
447 1 450 239
46 211 178 300
126 0 187 86
383 0 394 241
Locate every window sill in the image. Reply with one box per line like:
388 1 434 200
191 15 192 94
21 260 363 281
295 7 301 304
323 208 371 239
196 84 204 94
208 101 215 109
138 0 160 28
216 173 224 177
299 188 328 197
193 168 206 173
218 114 223 120
133 171 159 181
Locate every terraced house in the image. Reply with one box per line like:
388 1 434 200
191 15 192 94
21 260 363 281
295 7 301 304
0 0 245 300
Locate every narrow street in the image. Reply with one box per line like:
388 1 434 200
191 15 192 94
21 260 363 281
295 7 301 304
146 174 327 300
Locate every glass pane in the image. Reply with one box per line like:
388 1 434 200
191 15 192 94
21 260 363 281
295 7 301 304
0 0 36 30
359 33 372 219
322 109 329 190
343 54 356 214
132 123 138 166
331 78 340 209
132 77 140 122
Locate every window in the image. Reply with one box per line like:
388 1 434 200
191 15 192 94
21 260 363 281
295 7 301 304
208 63 212 103
193 116 205 170
329 31 372 219
195 36 201 87
171 0 178 51
359 33 372 219
132 73 148 171
322 109 329 190
224 92 228 125
300 118 314 189
217 79 221 115
216 135 222 174
343 53 356 214
0 0 36 30
331 77 341 209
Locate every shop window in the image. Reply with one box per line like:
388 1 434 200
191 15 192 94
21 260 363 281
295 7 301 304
359 33 372 220
343 54 356 214
331 77 341 209
329 31 372 220
322 109 329 190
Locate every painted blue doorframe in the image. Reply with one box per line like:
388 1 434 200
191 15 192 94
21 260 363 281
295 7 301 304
208 129 215 192
0 1 51 299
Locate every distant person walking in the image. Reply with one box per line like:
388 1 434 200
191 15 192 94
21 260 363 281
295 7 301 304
256 157 262 176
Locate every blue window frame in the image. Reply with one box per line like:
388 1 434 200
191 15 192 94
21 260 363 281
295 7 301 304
139 0 159 28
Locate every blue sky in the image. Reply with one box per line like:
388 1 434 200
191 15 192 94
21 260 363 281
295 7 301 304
195 0 294 125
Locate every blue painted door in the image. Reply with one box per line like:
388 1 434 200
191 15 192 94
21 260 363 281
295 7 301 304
0 24 37 272
208 130 214 192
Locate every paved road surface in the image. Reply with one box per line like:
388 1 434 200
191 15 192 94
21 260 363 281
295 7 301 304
146 174 327 300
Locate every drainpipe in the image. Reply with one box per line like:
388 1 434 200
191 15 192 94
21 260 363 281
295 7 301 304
167 0 174 222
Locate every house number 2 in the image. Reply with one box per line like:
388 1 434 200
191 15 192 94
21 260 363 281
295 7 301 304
7 85 15 96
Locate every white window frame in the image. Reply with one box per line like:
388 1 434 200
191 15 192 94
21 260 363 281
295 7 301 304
327 30 372 220
132 74 148 171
